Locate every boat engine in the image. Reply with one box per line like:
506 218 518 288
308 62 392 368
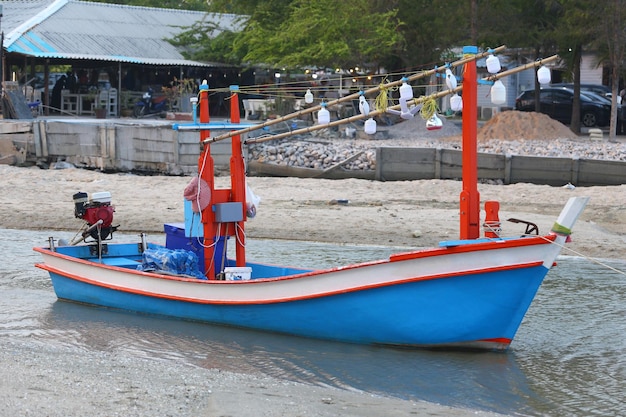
73 191 118 241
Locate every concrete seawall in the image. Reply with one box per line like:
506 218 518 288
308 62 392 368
1 118 235 175
1 118 625 186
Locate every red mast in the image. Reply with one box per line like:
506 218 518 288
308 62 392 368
197 83 219 279
228 86 247 266
460 45 480 240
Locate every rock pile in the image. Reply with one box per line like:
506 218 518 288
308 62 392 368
247 110 626 171
250 138 376 171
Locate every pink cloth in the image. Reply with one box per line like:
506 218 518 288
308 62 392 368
183 176 211 213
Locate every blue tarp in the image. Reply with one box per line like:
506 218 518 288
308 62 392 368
137 248 206 279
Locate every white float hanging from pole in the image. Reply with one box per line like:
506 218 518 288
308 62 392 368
445 68 457 90
450 93 463 112
359 93 376 134
490 80 506 105
398 78 415 119
399 79 413 101
486 53 501 74
445 66 460 112
537 65 551 85
426 114 443 130
304 89 314 104
317 102 330 125
358 94 370 116
364 118 377 134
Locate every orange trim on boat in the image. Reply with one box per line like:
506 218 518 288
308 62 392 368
35 258 545 306
389 235 555 262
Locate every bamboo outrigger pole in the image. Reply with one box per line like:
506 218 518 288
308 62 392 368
205 45 508 144
237 54 559 145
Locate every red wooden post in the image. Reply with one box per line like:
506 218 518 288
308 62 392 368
460 46 481 240
229 86 246 266
197 82 217 279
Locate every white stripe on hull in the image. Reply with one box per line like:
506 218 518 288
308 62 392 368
39 238 560 304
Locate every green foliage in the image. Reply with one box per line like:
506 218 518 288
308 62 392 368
227 0 404 71
169 20 246 65
98 0 625 85
205 0 268 15
396 0 467 70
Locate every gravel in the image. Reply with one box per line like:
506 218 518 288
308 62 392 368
247 111 626 171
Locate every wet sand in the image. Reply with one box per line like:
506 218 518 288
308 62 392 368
2 340 507 417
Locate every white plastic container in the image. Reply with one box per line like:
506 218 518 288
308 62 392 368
224 267 252 281
317 107 330 125
364 118 376 134
90 191 112 204
490 80 506 105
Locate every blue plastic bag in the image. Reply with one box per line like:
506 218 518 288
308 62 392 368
137 247 206 279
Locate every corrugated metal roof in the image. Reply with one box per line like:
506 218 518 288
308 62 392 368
3 0 242 67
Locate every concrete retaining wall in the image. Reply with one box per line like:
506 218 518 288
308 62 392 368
2 120 234 175
1 120 624 186
375 147 626 186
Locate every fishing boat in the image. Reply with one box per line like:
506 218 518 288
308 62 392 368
35 46 588 351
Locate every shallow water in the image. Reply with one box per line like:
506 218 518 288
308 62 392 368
2 228 625 416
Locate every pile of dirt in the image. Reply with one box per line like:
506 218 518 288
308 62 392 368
477 110 579 142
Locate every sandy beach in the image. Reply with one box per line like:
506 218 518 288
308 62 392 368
1 164 625 416
1 165 624 259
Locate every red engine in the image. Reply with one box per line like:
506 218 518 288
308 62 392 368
82 205 115 228
73 191 117 241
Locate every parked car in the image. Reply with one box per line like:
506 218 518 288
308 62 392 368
551 83 612 99
583 90 626 134
515 87 611 127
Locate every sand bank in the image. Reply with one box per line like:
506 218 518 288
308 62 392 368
1 165 624 259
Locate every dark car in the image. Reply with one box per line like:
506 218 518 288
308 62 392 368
515 87 611 127
551 83 612 99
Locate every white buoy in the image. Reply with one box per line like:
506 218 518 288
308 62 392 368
364 118 377 134
318 105 330 125
490 80 506 105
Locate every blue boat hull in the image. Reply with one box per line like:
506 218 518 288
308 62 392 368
47 263 548 349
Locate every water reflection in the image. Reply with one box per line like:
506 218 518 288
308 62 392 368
43 300 538 415
514 257 626 416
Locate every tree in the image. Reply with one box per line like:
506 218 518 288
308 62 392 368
101 0 625 125
395 0 468 72
556 1 599 134
169 20 245 65
499 1 561 115
170 0 404 72
229 0 404 72
595 0 626 139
